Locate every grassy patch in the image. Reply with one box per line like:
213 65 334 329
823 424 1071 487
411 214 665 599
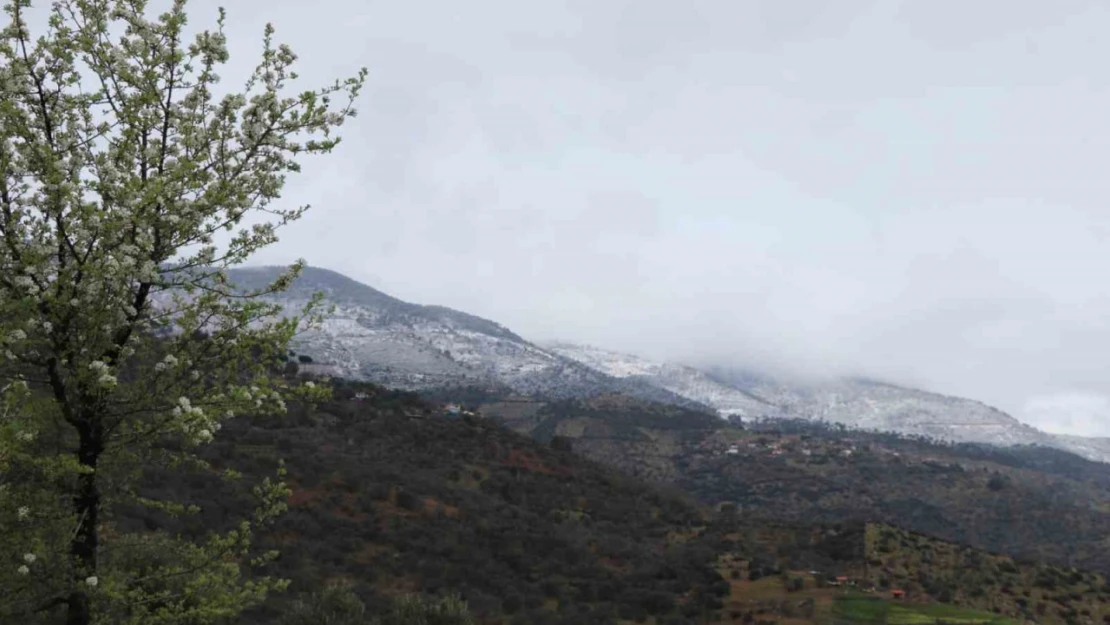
833 597 889 624
831 597 1017 625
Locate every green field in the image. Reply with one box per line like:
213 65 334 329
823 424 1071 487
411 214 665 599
830 597 1017 625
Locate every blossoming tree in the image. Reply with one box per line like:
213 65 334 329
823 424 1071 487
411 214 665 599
0 0 365 622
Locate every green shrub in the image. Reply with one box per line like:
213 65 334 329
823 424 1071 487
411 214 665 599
281 581 367 625
371 594 475 625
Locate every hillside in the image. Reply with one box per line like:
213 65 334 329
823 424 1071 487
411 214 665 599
128 376 733 625
544 342 780 420
862 524 1110 624
109 368 1110 625
701 520 1110 625
474 392 1110 575
219 266 1110 463
552 343 1095 461
226 266 706 409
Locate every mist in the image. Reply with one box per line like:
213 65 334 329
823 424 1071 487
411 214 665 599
56 0 1110 436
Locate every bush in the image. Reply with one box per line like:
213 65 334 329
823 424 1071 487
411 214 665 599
371 594 475 625
550 436 574 453
396 489 422 511
280 581 367 625
501 594 523 614
640 590 677 615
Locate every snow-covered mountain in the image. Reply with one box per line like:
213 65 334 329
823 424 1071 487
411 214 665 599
228 265 1110 463
550 342 1108 462
544 342 782 419
226 266 703 407
1048 434 1110 463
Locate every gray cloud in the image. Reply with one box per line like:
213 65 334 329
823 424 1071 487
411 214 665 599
31 0 1110 434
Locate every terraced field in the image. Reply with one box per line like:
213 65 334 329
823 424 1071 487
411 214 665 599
831 597 1016 625
714 554 1021 625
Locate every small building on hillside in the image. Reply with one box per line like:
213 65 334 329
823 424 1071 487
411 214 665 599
891 589 906 600
297 363 342 378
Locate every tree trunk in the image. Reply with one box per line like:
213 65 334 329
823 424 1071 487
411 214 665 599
70 416 103 625
65 592 89 625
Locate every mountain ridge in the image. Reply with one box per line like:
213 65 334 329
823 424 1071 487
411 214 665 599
229 264 1108 463
550 341 1087 459
227 265 710 410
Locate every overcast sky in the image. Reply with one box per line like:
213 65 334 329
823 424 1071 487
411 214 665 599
101 0 1110 435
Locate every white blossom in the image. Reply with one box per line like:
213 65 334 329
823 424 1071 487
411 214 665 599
303 381 315 389
0 0 365 601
